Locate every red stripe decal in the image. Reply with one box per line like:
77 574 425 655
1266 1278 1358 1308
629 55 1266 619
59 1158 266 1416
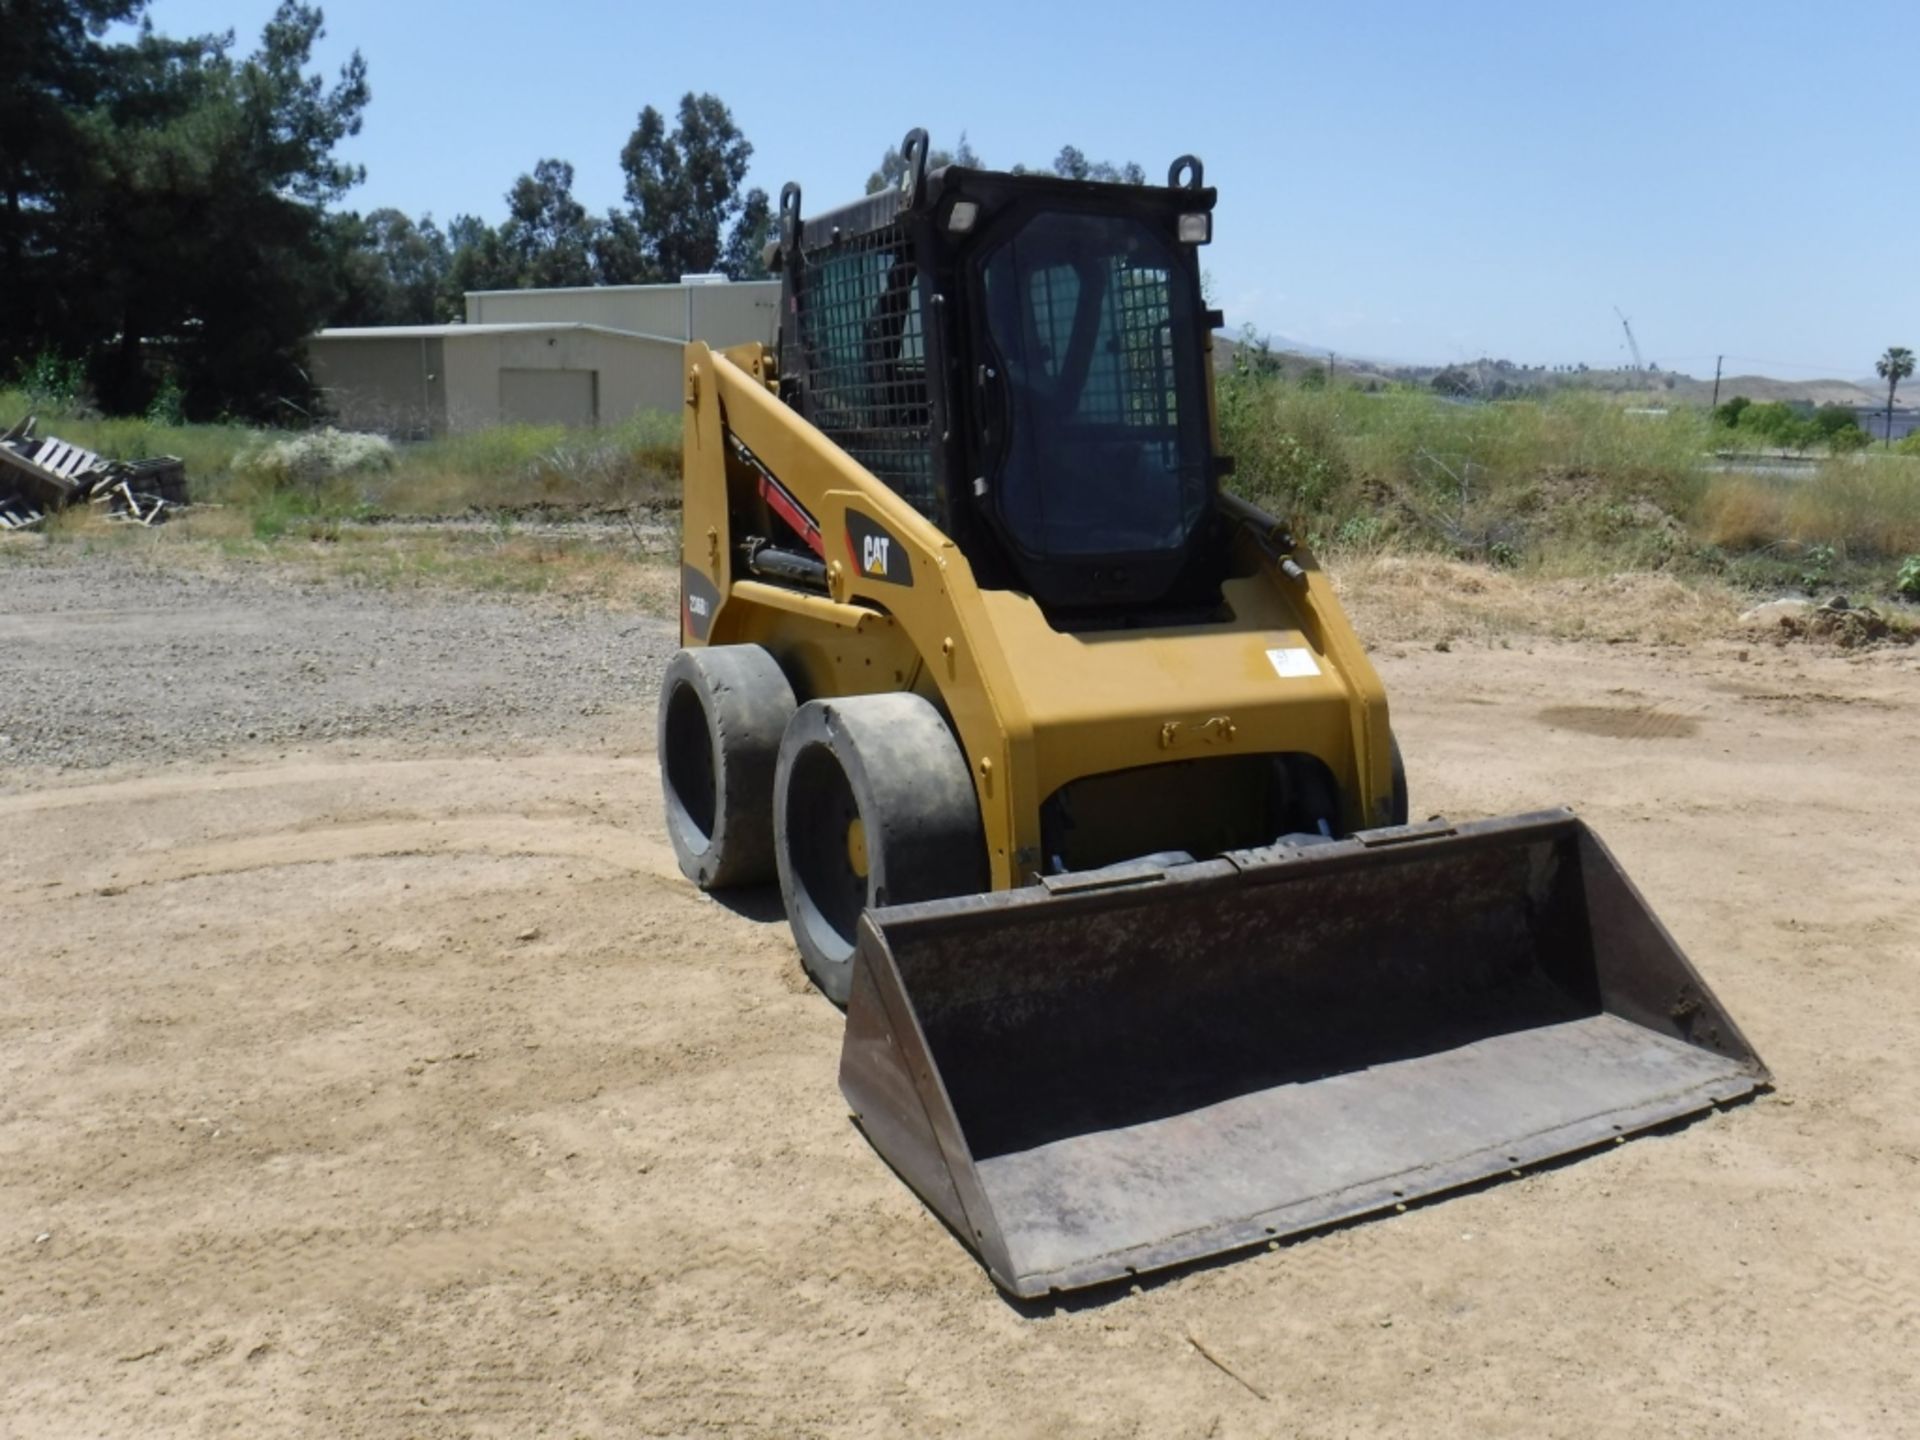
758 475 824 558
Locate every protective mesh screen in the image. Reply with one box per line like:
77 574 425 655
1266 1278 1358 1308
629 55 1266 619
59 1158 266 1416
1028 259 1179 435
980 210 1207 564
790 225 935 517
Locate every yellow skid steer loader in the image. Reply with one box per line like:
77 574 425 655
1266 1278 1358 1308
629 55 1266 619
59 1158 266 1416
660 131 1767 1297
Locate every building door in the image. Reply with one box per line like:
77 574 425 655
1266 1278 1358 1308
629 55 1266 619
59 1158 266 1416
499 368 598 427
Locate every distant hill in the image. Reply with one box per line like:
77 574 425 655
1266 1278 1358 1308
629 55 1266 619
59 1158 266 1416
1211 334 1399 389
1256 334 1416 369
1663 375 1886 408
1214 333 1898 409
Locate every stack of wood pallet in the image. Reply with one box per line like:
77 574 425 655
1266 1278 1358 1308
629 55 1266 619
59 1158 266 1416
0 416 188 530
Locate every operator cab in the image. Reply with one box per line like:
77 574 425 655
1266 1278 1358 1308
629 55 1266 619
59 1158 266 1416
770 131 1225 617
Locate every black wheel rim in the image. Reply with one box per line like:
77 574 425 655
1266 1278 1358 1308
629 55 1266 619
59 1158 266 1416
785 742 867 963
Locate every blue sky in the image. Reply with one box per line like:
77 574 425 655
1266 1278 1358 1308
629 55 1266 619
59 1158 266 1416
143 0 1917 377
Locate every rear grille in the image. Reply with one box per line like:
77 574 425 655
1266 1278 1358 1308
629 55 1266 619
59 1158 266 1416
787 222 935 518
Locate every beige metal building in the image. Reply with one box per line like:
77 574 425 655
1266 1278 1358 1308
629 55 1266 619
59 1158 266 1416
307 279 778 437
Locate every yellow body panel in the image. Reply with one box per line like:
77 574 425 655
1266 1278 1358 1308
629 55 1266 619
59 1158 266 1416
679 341 1395 888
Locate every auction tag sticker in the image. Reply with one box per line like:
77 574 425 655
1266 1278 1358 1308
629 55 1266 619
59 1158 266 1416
1266 646 1321 679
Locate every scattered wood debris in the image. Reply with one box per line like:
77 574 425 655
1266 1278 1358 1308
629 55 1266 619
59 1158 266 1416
0 414 189 529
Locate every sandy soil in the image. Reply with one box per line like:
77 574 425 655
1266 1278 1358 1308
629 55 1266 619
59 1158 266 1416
5 614 1920 1437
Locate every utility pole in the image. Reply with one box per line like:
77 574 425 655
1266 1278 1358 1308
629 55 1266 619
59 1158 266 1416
1710 355 1723 410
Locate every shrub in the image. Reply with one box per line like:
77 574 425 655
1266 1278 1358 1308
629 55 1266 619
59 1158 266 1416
1808 405 1870 453
1713 401 1869 454
16 353 89 411
1737 401 1815 449
235 428 396 488
144 378 186 427
1899 556 1920 599
1812 405 1861 438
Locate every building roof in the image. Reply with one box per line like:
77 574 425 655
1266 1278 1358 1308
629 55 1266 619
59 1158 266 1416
312 322 687 345
460 279 778 299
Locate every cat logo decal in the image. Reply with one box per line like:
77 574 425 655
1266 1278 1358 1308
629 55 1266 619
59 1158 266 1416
844 510 913 587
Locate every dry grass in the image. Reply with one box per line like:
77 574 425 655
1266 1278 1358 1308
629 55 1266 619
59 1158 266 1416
0 388 258 475
12 506 680 611
0 389 682 522
1216 373 1920 601
1698 457 1920 558
1328 552 1746 647
372 413 680 514
1695 480 1782 552
329 533 678 607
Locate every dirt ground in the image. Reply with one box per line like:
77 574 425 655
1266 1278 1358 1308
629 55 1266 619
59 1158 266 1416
5 565 1919 1437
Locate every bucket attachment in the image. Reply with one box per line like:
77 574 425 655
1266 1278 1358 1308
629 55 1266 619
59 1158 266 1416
840 809 1768 1298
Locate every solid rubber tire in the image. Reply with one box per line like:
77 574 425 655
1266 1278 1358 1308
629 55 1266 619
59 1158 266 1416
658 645 797 890
773 693 986 1006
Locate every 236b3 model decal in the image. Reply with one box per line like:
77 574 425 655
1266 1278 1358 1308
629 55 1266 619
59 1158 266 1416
844 509 913 587
680 564 721 642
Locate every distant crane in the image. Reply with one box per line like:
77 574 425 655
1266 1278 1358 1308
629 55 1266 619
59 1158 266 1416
1614 307 1648 372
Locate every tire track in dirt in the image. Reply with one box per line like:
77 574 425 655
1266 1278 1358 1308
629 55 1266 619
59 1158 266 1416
1536 703 1705 740
94 815 685 892
20 1219 631 1318
1784 1251 1920 1341
0 753 660 818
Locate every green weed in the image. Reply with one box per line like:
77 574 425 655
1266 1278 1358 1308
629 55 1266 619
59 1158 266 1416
1218 375 1709 569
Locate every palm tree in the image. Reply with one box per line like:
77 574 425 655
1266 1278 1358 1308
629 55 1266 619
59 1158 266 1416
1875 346 1915 446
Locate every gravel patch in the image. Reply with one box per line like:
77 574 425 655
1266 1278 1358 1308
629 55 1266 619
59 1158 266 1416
0 553 676 779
